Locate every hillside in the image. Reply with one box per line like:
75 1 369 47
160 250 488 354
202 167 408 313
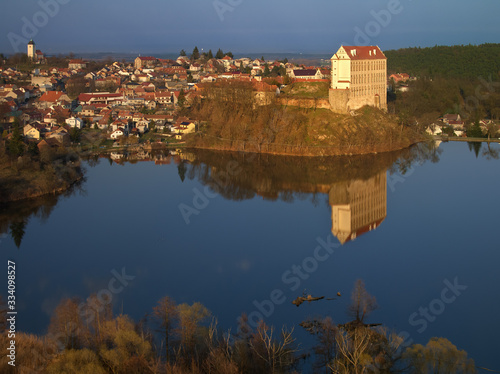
186 81 422 156
384 43 500 79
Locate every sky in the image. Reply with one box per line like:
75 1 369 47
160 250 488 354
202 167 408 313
0 0 499 57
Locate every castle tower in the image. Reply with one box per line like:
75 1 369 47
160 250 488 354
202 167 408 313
27 39 36 60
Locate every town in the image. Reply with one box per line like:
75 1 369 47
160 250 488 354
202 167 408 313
0 41 498 155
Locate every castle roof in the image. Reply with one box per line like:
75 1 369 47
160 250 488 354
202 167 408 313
333 46 386 60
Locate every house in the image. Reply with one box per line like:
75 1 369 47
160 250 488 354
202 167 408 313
292 69 324 80
110 129 125 139
82 105 96 116
46 128 70 146
134 56 158 70
178 121 196 134
68 59 87 70
442 114 463 126
65 117 84 129
426 124 443 136
23 124 41 140
135 119 150 133
36 91 72 109
329 45 387 112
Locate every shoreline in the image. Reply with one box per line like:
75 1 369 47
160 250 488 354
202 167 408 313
186 138 422 157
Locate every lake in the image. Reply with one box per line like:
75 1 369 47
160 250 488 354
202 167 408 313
1 141 499 370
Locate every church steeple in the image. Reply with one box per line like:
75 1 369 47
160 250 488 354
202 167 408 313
27 39 36 60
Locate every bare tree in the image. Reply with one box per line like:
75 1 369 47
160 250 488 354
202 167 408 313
329 326 371 374
249 322 297 374
348 279 377 323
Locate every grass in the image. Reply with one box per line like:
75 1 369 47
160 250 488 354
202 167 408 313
281 81 330 99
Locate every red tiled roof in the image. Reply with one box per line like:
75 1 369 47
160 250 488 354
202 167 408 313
39 91 64 102
336 46 386 60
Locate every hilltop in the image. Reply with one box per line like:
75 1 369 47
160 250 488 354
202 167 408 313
186 81 422 156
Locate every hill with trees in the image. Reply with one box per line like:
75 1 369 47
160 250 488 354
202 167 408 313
186 81 422 156
385 43 500 79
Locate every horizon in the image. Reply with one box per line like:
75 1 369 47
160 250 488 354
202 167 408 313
1 0 499 57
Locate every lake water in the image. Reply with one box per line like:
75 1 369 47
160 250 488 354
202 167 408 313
1 141 499 370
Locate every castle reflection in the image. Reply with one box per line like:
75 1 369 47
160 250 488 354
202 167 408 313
329 171 387 244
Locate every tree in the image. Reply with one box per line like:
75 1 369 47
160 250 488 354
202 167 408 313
7 121 25 157
187 73 194 83
191 46 200 60
348 279 377 323
207 49 214 60
176 302 211 359
152 296 178 362
216 48 224 59
99 315 153 373
249 322 297 373
178 89 186 109
69 127 81 143
48 297 87 350
263 64 271 77
46 349 106 374
180 49 186 56
403 337 476 374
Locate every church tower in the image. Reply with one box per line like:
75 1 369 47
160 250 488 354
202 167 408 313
27 39 36 60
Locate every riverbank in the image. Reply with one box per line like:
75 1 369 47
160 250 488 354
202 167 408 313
0 150 83 204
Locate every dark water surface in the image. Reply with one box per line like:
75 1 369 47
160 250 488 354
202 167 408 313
1 141 499 370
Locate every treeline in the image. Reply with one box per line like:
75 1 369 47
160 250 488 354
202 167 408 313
388 75 500 126
187 81 422 156
385 44 500 79
0 280 478 373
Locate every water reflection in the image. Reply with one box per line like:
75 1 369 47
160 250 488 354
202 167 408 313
329 171 387 244
0 181 84 248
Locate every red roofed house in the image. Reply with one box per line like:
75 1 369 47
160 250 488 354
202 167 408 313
36 91 71 109
68 59 87 70
134 56 157 70
330 45 387 112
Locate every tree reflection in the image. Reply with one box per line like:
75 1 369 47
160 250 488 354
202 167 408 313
10 220 26 248
0 179 84 249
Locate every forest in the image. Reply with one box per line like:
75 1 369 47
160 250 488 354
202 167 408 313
385 44 500 79
0 279 478 373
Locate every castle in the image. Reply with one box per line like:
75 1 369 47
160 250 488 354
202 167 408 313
329 45 387 113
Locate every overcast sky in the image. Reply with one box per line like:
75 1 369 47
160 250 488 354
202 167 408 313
1 0 498 56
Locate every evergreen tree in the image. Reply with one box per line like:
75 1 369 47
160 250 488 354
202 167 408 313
207 49 213 60
180 49 187 56
7 121 24 157
215 48 224 59
191 46 200 60
178 89 186 108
